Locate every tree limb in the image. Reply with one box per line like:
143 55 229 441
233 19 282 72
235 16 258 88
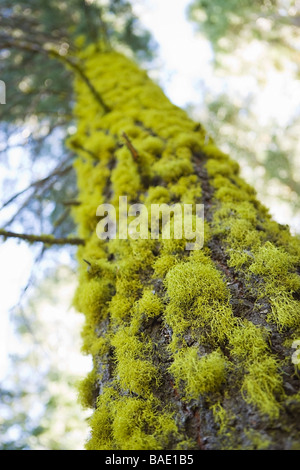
0 229 85 246
0 35 111 113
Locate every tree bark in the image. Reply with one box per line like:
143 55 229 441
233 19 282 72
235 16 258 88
69 46 300 450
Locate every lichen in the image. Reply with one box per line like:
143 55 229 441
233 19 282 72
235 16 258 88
69 43 300 450
169 349 227 399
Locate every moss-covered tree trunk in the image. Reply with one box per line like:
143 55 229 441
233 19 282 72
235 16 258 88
68 45 300 450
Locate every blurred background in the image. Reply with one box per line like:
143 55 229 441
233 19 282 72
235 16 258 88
0 0 299 449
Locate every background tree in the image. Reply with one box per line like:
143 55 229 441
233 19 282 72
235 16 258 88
0 0 155 242
188 0 300 231
0 266 90 450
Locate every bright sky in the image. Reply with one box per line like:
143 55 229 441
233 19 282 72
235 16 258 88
133 0 215 107
134 0 300 125
0 242 34 378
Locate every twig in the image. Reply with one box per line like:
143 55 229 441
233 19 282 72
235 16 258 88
0 35 110 113
0 160 73 210
122 132 139 161
62 200 81 206
0 229 85 246
70 141 99 159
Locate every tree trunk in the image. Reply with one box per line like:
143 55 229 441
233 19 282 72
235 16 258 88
69 46 300 450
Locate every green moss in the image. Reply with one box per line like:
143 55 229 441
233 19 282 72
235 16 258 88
173 133 203 152
139 135 165 156
249 242 300 294
169 175 202 204
269 292 300 329
86 388 178 450
71 43 300 449
111 146 142 204
206 157 239 178
228 320 270 361
110 327 158 396
194 302 235 345
115 357 158 396
135 289 164 318
85 387 116 450
145 186 171 205
81 326 109 356
244 430 272 450
210 402 230 435
241 357 283 419
170 349 227 399
153 157 193 183
165 258 229 308
74 277 114 320
112 396 178 450
153 254 179 278
77 369 98 409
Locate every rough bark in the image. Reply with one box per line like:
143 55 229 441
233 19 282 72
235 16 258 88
69 45 300 450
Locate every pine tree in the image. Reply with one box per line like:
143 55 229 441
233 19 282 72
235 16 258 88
69 46 300 450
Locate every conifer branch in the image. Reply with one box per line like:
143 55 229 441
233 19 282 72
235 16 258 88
0 35 110 113
0 229 85 246
0 162 73 210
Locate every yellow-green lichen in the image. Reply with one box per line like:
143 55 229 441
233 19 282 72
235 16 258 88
86 388 178 450
241 357 283 419
70 43 300 449
170 349 227 399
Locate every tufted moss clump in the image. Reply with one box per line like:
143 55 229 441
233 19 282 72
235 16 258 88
86 389 179 450
241 357 284 419
135 289 164 319
165 258 229 308
170 349 227 399
164 254 235 348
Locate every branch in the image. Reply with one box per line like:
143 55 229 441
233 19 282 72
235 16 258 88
0 35 110 113
0 160 73 210
122 132 139 161
0 229 85 246
69 141 99 159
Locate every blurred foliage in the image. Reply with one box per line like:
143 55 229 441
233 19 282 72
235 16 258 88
188 0 300 230
0 0 156 239
190 93 300 216
189 0 300 69
0 265 91 450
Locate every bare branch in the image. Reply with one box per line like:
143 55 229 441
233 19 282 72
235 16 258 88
0 229 85 246
0 159 73 210
122 132 139 161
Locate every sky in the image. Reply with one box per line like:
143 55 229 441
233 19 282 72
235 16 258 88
134 0 300 126
133 0 214 108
